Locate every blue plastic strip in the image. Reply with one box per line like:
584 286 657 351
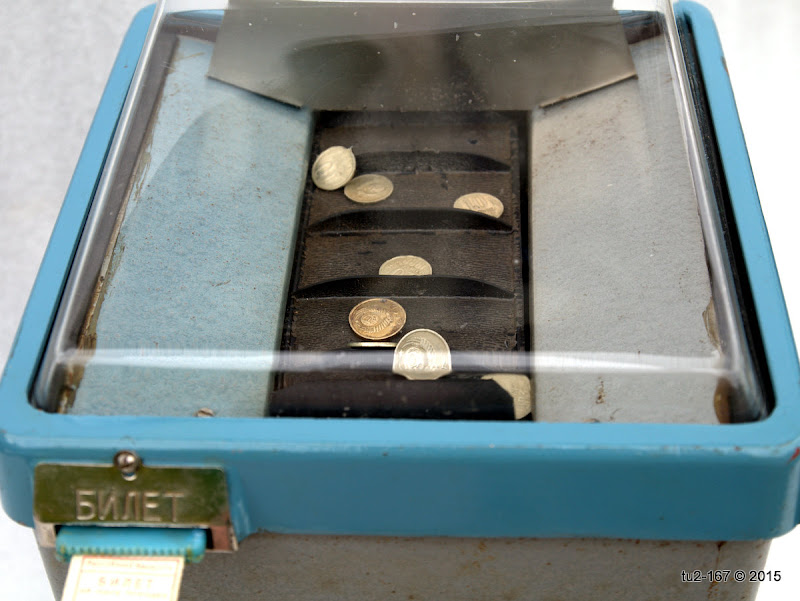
55 526 206 563
1 2 800 543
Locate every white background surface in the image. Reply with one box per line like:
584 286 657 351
0 1 797 599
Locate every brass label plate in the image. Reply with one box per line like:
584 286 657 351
34 464 230 527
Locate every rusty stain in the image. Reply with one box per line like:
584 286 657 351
713 379 732 424
706 541 726 599
789 447 800 463
595 378 605 404
703 297 721 349
60 239 129 412
58 41 178 411
80 240 126 353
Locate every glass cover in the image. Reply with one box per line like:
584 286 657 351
34 0 767 424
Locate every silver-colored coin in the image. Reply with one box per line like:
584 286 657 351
453 192 504 218
344 174 394 203
312 146 356 190
482 374 533 419
348 341 398 349
392 329 452 381
379 255 432 276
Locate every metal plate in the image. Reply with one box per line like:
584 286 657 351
209 1 636 110
34 464 230 529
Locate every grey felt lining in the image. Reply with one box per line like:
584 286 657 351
72 37 312 416
530 35 720 423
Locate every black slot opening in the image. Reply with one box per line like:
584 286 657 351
307 208 512 234
355 151 510 174
275 110 530 419
295 276 514 299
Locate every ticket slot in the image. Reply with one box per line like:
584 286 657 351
54 526 207 563
354 151 510 175
307 171 517 225
317 114 515 161
287 297 521 352
269 379 520 420
298 231 519 292
294 277 513 300
306 209 512 234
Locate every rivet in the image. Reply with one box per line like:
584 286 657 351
113 450 141 481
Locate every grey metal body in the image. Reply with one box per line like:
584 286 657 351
40 533 768 601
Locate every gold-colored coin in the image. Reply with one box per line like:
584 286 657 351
392 329 452 381
379 255 432 276
453 192 504 218
344 174 394 203
348 298 407 341
348 341 398 349
312 146 356 190
482 374 533 419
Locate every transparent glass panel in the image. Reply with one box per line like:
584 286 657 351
34 0 768 424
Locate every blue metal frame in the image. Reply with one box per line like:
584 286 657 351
2 2 799 543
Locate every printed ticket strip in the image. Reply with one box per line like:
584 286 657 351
61 556 185 601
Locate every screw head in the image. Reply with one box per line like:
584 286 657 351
113 450 141 480
195 407 215 418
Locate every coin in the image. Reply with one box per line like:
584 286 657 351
348 341 398 349
312 146 356 190
392 329 452 381
344 174 393 203
379 255 432 276
453 192 504 218
482 374 533 419
348 298 407 340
